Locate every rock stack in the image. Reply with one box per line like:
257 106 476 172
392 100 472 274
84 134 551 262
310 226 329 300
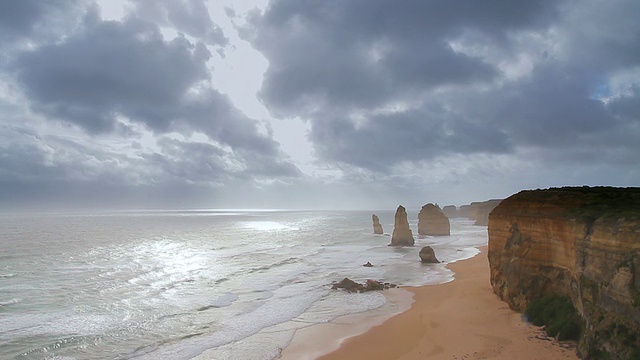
390 205 414 246
419 246 440 263
458 204 471 218
442 205 458 218
372 214 383 234
417 203 450 236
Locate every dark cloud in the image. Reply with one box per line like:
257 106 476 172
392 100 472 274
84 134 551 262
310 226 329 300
0 121 298 191
0 4 302 210
1 0 638 211
608 85 640 122
130 0 228 46
10 11 296 165
0 123 299 211
555 0 640 73
381 39 497 88
247 0 640 173
492 66 613 146
0 0 96 68
0 0 48 37
0 123 146 185
149 137 300 182
0 0 79 39
309 107 511 172
248 0 560 114
13 14 209 132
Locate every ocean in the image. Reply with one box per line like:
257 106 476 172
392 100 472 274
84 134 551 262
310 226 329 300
0 210 487 359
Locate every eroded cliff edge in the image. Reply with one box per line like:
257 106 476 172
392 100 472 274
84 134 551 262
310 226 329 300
488 187 640 359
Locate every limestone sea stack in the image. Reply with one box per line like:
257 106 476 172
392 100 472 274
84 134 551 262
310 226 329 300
417 203 450 236
419 246 440 263
458 204 471 218
442 205 458 218
372 214 383 234
390 205 414 246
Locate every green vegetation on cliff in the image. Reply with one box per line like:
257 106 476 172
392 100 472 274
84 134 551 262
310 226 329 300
507 186 640 222
489 186 640 359
526 295 583 341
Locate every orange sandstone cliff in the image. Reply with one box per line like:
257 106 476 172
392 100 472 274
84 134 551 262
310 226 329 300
488 187 640 359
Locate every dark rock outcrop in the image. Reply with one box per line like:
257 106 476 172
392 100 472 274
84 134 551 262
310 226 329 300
331 278 397 292
372 214 384 234
419 246 440 263
418 203 450 236
365 279 385 291
488 187 640 359
332 278 364 292
390 205 414 246
442 205 458 218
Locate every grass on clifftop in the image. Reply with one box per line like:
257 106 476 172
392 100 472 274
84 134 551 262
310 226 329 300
509 186 640 222
525 295 583 341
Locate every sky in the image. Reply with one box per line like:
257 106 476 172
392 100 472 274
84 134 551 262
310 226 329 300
0 0 639 212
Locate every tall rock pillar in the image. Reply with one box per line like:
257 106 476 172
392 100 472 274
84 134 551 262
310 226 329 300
372 214 384 234
390 205 414 246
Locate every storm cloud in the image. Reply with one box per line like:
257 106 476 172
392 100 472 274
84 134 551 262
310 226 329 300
131 0 228 46
0 1 302 210
0 0 638 211
247 0 640 171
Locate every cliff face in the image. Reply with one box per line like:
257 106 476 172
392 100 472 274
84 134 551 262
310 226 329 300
390 205 414 246
488 187 640 359
418 203 450 236
372 214 384 234
468 199 501 226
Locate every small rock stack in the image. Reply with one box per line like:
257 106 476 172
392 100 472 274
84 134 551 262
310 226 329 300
372 214 384 234
419 246 440 263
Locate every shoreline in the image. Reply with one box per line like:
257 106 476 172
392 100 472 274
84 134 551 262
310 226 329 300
278 287 415 360
280 246 578 360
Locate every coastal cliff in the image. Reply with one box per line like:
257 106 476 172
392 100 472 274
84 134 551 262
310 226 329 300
488 187 640 359
468 199 501 226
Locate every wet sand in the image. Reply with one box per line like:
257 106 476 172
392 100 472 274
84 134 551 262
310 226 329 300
281 246 578 360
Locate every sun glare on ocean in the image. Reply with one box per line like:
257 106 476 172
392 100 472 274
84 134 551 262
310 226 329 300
242 221 298 231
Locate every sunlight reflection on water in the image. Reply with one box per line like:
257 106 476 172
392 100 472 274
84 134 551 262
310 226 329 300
0 212 487 360
241 221 299 231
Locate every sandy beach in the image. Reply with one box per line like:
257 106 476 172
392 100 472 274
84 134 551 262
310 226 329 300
281 246 578 360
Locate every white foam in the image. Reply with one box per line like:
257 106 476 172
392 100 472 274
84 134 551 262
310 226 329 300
0 298 22 306
0 211 489 360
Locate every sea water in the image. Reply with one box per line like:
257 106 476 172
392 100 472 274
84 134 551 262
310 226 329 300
0 210 487 359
